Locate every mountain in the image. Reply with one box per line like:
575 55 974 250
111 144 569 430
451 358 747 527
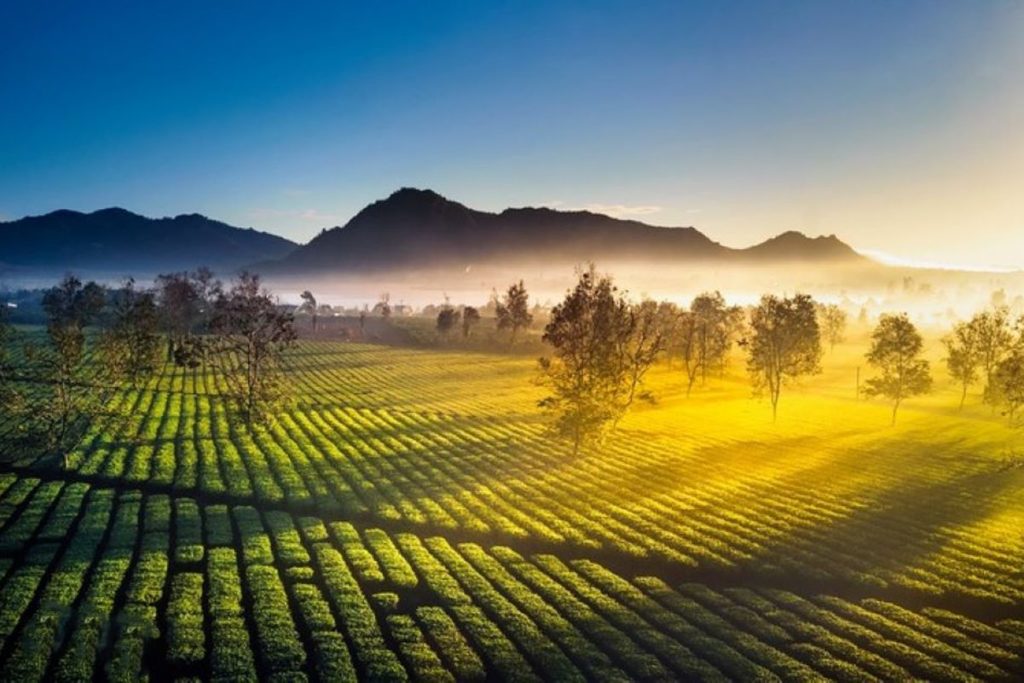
0 207 297 274
262 188 864 274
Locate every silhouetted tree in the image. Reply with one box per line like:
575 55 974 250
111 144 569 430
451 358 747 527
461 306 481 339
817 303 848 352
299 290 318 331
436 300 460 341
374 293 392 319
100 278 162 387
864 313 932 425
746 293 822 421
32 274 106 466
943 318 981 410
211 272 296 425
496 280 532 344
539 267 655 456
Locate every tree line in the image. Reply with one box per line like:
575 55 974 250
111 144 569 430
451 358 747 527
0 270 295 466
535 266 1024 455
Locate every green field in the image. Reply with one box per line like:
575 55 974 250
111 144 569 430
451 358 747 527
0 338 1021 681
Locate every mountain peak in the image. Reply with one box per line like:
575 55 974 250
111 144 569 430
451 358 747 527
265 190 862 274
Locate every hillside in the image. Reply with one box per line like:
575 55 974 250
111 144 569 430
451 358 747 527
0 207 297 274
262 187 865 274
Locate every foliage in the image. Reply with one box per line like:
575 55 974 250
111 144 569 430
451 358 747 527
210 272 297 425
0 305 23 425
155 267 221 367
677 292 743 395
539 266 659 455
461 305 481 338
817 303 848 352
943 318 981 410
375 292 392 318
495 280 533 344
99 278 162 387
746 293 822 420
972 307 1014 390
299 290 318 330
26 275 106 464
864 313 932 425
436 301 461 341
987 347 1024 426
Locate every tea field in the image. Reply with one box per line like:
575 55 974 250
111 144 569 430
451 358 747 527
0 339 1021 681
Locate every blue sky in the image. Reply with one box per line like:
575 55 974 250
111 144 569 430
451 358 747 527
1 1 1021 267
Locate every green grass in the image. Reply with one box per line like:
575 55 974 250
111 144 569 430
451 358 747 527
0 337 1019 680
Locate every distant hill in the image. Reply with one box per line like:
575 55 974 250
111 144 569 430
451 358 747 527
0 207 297 274
261 188 864 274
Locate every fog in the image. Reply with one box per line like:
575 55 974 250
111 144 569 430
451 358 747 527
264 258 1024 330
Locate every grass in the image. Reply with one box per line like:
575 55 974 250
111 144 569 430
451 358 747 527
0 335 1019 680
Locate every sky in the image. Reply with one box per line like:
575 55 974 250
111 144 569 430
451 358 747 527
1 0 1022 270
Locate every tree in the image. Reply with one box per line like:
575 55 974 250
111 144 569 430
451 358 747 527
622 299 668 414
973 307 1013 390
864 313 932 425
436 301 461 341
33 274 106 466
539 267 656 456
988 348 1024 426
817 303 848 352
677 292 740 395
100 278 162 387
462 306 481 339
746 293 822 421
496 280 533 344
943 319 981 410
374 293 392 319
0 305 23 429
155 268 221 367
299 290 319 331
210 272 297 425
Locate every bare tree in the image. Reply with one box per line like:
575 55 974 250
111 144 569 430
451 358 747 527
817 303 848 352
299 290 319 331
211 272 297 426
746 293 822 421
496 280 533 344
864 313 932 425
461 306 481 339
943 318 981 410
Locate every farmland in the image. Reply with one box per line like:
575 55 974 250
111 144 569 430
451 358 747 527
0 337 1022 681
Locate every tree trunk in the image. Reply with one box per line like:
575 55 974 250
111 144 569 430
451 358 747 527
959 382 968 411
891 400 900 426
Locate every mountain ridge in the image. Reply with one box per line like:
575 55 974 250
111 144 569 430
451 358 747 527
0 188 866 277
262 187 864 273
0 207 297 273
